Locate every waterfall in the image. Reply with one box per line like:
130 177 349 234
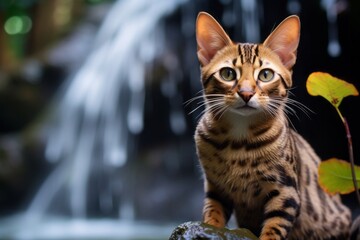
0 0 189 239
321 0 344 57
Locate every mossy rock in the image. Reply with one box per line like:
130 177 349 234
169 221 258 240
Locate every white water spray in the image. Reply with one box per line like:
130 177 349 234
321 0 346 57
22 0 188 229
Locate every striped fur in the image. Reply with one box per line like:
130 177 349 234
194 12 351 240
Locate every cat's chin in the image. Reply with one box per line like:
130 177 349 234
229 106 261 116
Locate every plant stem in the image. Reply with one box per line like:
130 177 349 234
336 107 360 205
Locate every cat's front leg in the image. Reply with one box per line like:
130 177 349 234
202 180 233 228
259 188 300 240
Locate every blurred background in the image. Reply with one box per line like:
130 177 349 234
0 0 359 239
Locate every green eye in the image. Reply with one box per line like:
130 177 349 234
258 69 274 82
220 67 237 81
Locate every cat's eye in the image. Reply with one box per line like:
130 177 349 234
220 67 237 81
258 69 274 82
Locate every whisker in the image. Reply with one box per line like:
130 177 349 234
188 102 207 115
286 98 314 118
217 105 230 120
195 101 226 120
186 93 226 117
208 101 229 119
184 95 205 106
286 86 298 96
270 96 314 119
287 90 314 114
184 93 225 106
183 89 206 105
265 102 280 118
268 97 308 132
271 99 300 121
267 100 298 130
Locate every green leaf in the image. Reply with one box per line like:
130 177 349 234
318 158 360 195
306 72 359 108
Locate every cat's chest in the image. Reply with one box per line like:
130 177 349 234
196 116 289 203
201 147 276 204
198 131 278 182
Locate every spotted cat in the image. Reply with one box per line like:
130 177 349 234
194 12 351 240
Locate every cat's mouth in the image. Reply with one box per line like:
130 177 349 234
236 104 256 110
234 101 258 110
230 104 259 116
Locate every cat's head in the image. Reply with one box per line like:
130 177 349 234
196 12 300 118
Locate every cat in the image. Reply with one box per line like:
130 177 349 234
194 11 352 240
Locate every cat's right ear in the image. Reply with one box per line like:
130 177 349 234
196 12 232 66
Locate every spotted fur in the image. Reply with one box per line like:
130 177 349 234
194 12 351 240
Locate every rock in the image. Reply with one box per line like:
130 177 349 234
169 221 258 240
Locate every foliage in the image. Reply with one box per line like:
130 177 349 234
307 72 358 109
318 158 360 195
306 72 359 200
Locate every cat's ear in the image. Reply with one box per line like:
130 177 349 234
263 15 300 69
196 12 232 66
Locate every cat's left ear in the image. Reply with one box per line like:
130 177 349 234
263 15 300 69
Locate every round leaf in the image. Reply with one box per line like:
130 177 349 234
306 72 359 108
318 158 360 195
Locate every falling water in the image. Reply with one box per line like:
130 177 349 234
240 0 261 43
221 0 262 43
321 0 343 57
287 0 301 14
0 0 188 239
42 0 188 219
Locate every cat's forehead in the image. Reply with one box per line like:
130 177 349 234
210 42 282 68
237 43 258 60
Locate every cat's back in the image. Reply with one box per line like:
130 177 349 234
289 129 320 167
289 129 352 239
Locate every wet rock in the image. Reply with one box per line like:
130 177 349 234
169 221 258 240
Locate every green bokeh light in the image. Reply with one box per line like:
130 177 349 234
4 15 32 35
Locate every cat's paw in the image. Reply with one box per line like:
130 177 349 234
259 229 283 240
204 219 224 228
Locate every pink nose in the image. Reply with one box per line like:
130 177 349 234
238 91 254 103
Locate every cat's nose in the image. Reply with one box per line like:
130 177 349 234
238 90 254 103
